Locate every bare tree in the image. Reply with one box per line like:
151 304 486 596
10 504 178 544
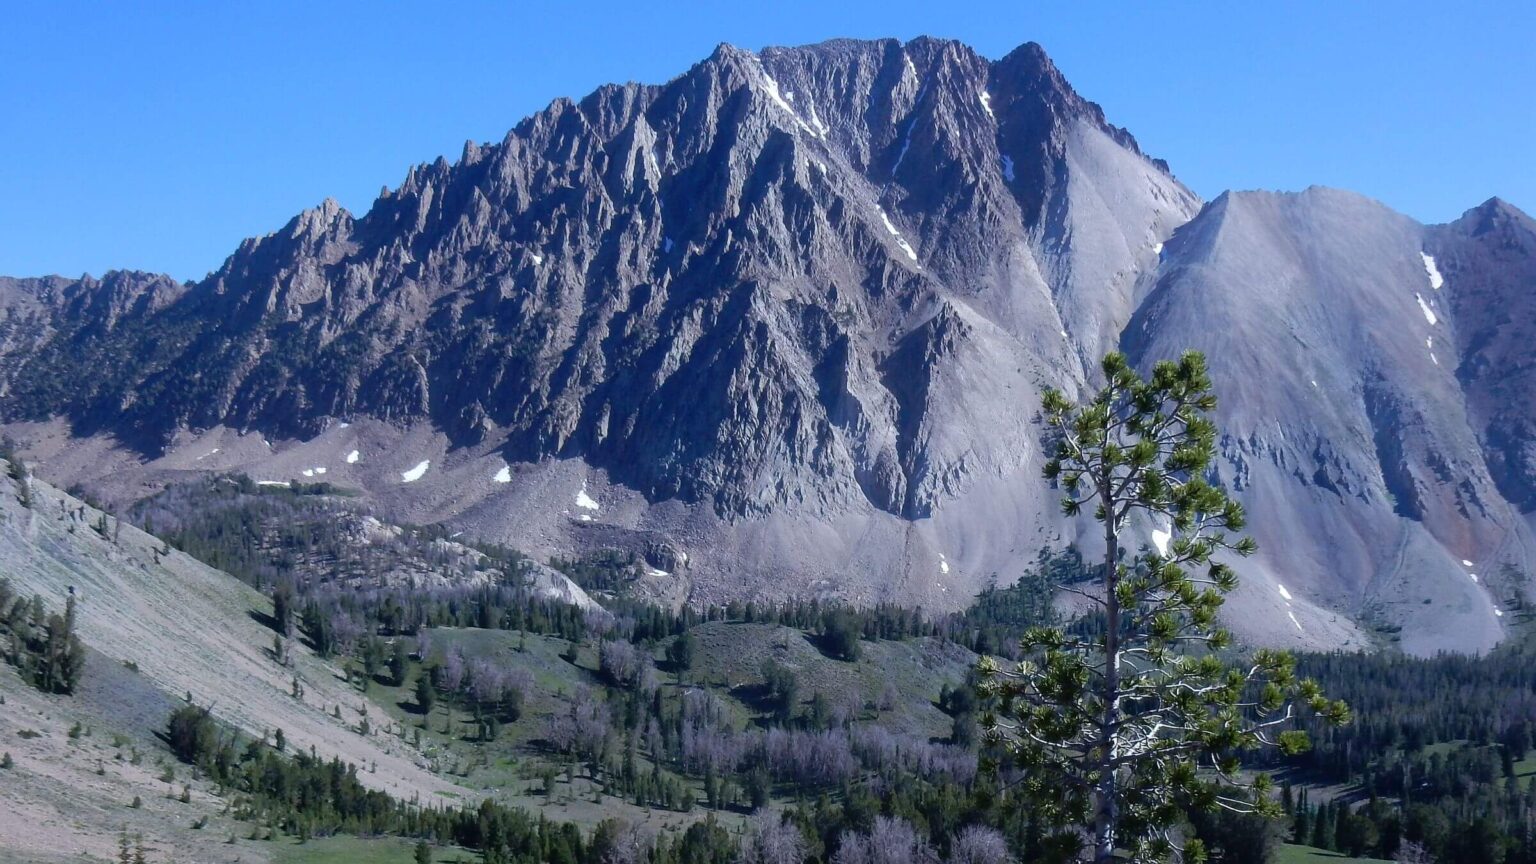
947 825 1012 864
836 816 936 864
738 811 808 864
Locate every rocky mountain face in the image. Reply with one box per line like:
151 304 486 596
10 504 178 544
0 38 1531 654
1129 188 1534 654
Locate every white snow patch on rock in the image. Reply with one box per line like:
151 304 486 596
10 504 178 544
807 103 829 138
1288 611 1304 632
875 207 919 262
939 553 950 575
1431 353 1439 366
530 252 543 266
1152 242 1164 255
493 465 511 483
1277 584 1293 602
1462 559 1474 567
1470 573 1479 583
1421 252 1444 289
1416 294 1438 325
979 91 994 118
575 482 600 511
1151 526 1171 556
400 460 430 483
754 64 820 138
1496 609 1505 617
257 480 289 487
345 450 360 464
302 469 314 478
338 422 350 429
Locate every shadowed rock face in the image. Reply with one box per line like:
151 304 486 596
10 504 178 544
1429 200 1536 512
0 39 1531 654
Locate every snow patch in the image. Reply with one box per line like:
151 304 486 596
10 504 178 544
196 448 220 461
1470 573 1479 583
1496 609 1505 617
904 56 917 78
575 482 600 511
1288 611 1304 632
979 91 994 118
1421 252 1444 290
1000 155 1015 181
754 64 821 138
1151 526 1172 556
530 252 543 266
1415 294 1438 325
1277 584 1293 602
648 567 670 578
345 450 360 464
939 553 950 575
875 207 919 262
338 422 350 429
1430 353 1439 366
493 465 511 483
1462 559 1474 567
400 460 430 483
807 103 829 138
302 469 313 478
257 480 289 487
1311 380 1319 388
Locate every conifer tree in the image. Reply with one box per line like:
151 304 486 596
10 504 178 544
978 351 1348 863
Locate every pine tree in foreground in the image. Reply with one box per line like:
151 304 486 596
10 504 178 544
977 351 1348 863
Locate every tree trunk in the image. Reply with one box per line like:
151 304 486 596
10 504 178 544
1095 479 1121 863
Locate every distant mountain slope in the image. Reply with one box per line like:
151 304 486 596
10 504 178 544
1127 188 1525 654
0 38 1531 654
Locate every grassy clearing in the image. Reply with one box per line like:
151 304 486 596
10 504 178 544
271 835 472 863
1277 844 1391 863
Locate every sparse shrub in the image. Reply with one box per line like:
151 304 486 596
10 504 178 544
1 752 12 769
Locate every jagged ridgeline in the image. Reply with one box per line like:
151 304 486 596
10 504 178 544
0 38 1532 656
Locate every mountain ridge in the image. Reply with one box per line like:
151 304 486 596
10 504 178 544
1 37 1531 655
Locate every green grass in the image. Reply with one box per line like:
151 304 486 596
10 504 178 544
271 835 472 863
687 620 975 739
1277 844 1391 863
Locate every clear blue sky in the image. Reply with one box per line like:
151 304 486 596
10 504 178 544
2 1 1531 282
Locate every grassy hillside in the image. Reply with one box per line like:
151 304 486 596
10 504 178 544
0 465 467 862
